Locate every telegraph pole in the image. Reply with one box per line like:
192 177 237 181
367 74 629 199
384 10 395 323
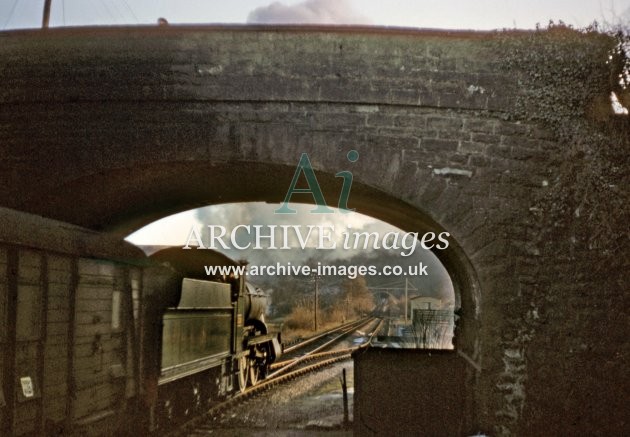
42 0 52 29
405 278 409 323
314 274 319 331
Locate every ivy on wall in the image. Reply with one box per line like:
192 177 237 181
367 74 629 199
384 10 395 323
496 23 629 276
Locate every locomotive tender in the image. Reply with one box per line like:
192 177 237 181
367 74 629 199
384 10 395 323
149 247 282 431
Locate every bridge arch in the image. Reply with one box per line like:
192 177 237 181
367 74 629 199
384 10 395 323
0 25 552 433
1 25 624 435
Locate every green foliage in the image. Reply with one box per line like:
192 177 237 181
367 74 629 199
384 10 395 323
496 23 629 275
498 21 616 127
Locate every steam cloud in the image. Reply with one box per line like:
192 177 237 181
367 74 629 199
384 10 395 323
194 202 379 264
247 0 371 25
194 203 453 299
127 201 453 299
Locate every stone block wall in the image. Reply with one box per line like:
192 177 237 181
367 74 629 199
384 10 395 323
0 27 627 435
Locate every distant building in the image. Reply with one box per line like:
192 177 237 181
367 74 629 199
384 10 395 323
410 296 445 311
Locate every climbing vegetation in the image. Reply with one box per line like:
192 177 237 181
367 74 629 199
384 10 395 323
496 22 629 277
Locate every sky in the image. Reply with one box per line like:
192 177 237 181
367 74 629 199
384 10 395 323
2 0 629 31
126 202 455 299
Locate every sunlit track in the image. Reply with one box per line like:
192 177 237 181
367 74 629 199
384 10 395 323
270 347 355 370
268 317 375 370
281 316 372 355
269 316 376 376
168 317 384 437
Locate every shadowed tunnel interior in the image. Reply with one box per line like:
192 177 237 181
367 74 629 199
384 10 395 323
24 158 480 349
43 164 475 293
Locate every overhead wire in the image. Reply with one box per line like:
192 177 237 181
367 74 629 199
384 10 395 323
1 0 19 30
0 0 139 29
109 1 127 23
120 0 138 23
370 280 406 289
86 0 108 24
97 0 118 23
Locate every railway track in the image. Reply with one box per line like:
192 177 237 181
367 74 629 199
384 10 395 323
272 317 376 368
167 316 383 436
281 316 373 354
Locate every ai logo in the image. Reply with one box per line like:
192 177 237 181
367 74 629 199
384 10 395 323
275 151 359 214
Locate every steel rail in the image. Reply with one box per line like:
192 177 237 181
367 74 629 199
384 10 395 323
167 317 384 436
281 316 371 354
267 317 376 378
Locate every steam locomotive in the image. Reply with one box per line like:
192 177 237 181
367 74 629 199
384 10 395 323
146 247 282 431
0 221 283 436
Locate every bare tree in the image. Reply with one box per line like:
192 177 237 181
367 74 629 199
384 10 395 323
412 309 454 349
339 276 374 318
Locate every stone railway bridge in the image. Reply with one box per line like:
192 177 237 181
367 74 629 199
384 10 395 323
0 25 627 435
